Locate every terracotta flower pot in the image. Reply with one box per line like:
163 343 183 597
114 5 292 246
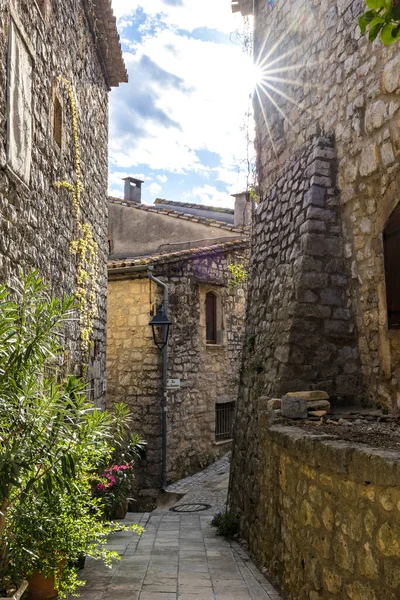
27 571 58 600
0 580 28 600
112 500 128 520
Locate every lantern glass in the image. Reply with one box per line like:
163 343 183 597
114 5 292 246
149 307 171 350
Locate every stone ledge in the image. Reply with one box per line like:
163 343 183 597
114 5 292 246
269 424 400 487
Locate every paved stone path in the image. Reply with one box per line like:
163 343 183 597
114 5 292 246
77 456 283 600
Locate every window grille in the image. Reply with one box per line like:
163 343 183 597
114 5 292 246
215 402 235 441
384 205 400 328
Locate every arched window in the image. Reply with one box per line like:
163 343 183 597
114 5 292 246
384 205 400 328
206 292 217 344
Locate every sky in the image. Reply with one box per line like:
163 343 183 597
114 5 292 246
108 0 254 208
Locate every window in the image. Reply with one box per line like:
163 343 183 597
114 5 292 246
215 402 235 441
384 205 400 328
7 20 33 184
206 292 217 344
53 95 62 148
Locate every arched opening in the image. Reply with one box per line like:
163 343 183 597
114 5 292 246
383 204 400 328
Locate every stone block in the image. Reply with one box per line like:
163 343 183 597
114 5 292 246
281 396 308 419
267 398 282 410
303 185 326 208
307 400 331 412
286 390 329 402
383 55 400 93
309 410 327 417
359 144 379 177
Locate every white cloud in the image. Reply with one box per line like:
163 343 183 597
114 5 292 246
109 29 253 177
112 0 242 34
183 184 234 208
157 174 168 183
148 182 163 196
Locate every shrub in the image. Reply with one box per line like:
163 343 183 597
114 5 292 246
211 510 239 538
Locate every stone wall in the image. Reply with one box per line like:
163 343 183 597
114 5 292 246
250 0 400 409
244 134 362 403
107 277 163 505
0 0 110 404
230 418 400 600
107 248 248 506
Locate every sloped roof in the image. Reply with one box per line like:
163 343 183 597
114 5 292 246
108 238 249 271
154 199 234 215
91 0 128 87
108 197 245 233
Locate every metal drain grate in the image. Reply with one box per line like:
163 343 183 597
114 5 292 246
170 503 211 513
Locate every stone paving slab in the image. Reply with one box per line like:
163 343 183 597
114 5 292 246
74 457 283 599
75 512 282 600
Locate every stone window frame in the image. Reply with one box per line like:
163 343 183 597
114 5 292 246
200 285 225 347
6 9 36 189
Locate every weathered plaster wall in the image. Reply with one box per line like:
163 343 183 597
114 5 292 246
108 201 241 259
0 0 109 404
230 419 400 600
251 0 400 409
107 249 248 506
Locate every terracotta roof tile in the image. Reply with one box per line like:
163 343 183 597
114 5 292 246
154 198 234 215
108 197 246 233
108 238 249 271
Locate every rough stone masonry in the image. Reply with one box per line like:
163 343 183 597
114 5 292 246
229 0 400 598
0 0 126 405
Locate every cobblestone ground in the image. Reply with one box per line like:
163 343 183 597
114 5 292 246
76 455 283 600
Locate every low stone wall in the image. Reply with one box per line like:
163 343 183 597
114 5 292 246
230 419 400 600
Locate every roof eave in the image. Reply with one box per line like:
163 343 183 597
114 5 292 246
87 0 128 88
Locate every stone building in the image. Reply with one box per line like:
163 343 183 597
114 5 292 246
0 0 127 405
229 1 400 599
107 183 250 506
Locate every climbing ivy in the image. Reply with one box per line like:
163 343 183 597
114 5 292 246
54 78 99 367
359 0 400 45
228 263 248 292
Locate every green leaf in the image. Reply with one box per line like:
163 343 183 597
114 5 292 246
381 22 400 42
369 18 385 39
366 0 386 8
359 10 378 33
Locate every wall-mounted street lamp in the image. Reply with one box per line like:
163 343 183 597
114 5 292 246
149 304 171 351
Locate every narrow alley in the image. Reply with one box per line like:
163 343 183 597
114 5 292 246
77 457 282 600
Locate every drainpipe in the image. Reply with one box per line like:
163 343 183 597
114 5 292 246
147 266 169 491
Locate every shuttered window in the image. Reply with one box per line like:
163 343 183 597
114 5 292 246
7 20 33 184
384 205 400 328
206 292 217 344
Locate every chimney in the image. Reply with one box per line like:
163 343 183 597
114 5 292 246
123 177 144 204
232 191 253 227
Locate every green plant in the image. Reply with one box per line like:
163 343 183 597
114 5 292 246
359 0 400 45
227 263 248 292
211 510 239 538
0 273 143 596
7 481 143 598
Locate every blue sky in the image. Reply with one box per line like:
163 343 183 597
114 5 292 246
109 0 254 208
